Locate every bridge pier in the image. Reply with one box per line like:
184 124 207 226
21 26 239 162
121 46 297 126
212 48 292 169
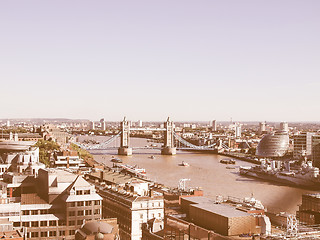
161 146 176 155
161 117 176 155
118 147 132 156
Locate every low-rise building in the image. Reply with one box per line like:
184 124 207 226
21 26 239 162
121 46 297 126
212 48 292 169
0 169 102 239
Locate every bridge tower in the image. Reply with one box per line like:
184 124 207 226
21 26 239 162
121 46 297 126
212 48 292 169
161 117 176 155
118 117 133 156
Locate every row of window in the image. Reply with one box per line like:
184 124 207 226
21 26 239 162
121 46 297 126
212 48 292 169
69 200 100 207
76 190 91 195
22 209 55 215
16 220 65 228
68 209 99 216
30 230 70 238
140 213 162 219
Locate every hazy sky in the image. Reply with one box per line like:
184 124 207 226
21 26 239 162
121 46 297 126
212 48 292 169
1 1 319 122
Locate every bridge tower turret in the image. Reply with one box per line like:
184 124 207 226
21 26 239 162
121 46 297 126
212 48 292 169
161 117 176 155
118 117 132 156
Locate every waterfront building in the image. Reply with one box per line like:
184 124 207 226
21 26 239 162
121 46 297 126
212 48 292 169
297 193 320 225
0 168 102 239
256 131 289 158
180 196 268 236
42 124 69 145
293 132 315 160
87 170 164 240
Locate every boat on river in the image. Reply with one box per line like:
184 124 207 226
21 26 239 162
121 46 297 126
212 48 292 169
220 158 236 164
239 159 320 189
179 161 190 167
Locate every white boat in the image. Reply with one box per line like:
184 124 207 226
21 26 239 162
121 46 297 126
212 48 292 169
179 161 190 167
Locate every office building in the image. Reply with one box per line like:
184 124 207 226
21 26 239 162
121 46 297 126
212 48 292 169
280 122 289 132
100 118 106 131
0 169 102 239
259 122 266 134
293 132 315 160
312 135 320 167
211 120 217 131
87 170 164 240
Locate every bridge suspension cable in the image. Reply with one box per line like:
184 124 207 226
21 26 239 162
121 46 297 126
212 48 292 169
73 131 122 150
173 133 216 150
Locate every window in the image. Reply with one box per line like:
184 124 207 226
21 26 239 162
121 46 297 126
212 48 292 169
49 220 56 226
13 222 20 227
77 219 83 225
152 213 155 218
152 203 154 207
94 209 100 215
22 210 30 215
76 190 82 195
78 210 84 216
31 221 38 227
22 222 29 227
94 200 100 205
58 220 66 226
59 230 65 236
40 232 47 238
69 211 75 216
40 221 47 227
31 232 39 238
69 230 75 235
70 202 76 207
84 190 90 194
69 220 75 226
140 214 143 219
40 209 48 214
85 210 92 215
85 201 92 206
158 213 161 217
49 231 56 237
77 201 84 206
31 210 38 215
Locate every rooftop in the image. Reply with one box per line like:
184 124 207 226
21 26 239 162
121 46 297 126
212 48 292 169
191 202 250 218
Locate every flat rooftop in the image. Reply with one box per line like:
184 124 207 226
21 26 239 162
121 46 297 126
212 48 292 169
191 203 250 218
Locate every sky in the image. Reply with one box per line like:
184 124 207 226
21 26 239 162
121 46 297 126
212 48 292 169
1 1 320 122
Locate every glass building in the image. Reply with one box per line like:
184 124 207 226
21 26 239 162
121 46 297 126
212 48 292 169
256 131 289 158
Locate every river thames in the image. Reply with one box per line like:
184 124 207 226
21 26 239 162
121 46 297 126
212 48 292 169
78 136 317 214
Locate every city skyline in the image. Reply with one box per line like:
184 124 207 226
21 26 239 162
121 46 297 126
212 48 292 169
1 1 320 121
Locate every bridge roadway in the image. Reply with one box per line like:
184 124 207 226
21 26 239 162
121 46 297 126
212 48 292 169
87 146 217 152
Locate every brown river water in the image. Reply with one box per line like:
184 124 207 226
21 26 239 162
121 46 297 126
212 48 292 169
78 136 318 214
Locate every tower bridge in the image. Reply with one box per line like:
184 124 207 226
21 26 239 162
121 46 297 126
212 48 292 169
74 117 222 155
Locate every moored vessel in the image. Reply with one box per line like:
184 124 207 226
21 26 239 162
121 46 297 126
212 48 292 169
239 159 320 189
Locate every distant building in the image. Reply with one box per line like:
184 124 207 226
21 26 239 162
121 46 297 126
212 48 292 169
100 119 106 131
280 122 289 132
235 124 241 138
259 122 266 134
89 121 95 130
211 120 217 131
293 132 315 160
312 135 320 167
